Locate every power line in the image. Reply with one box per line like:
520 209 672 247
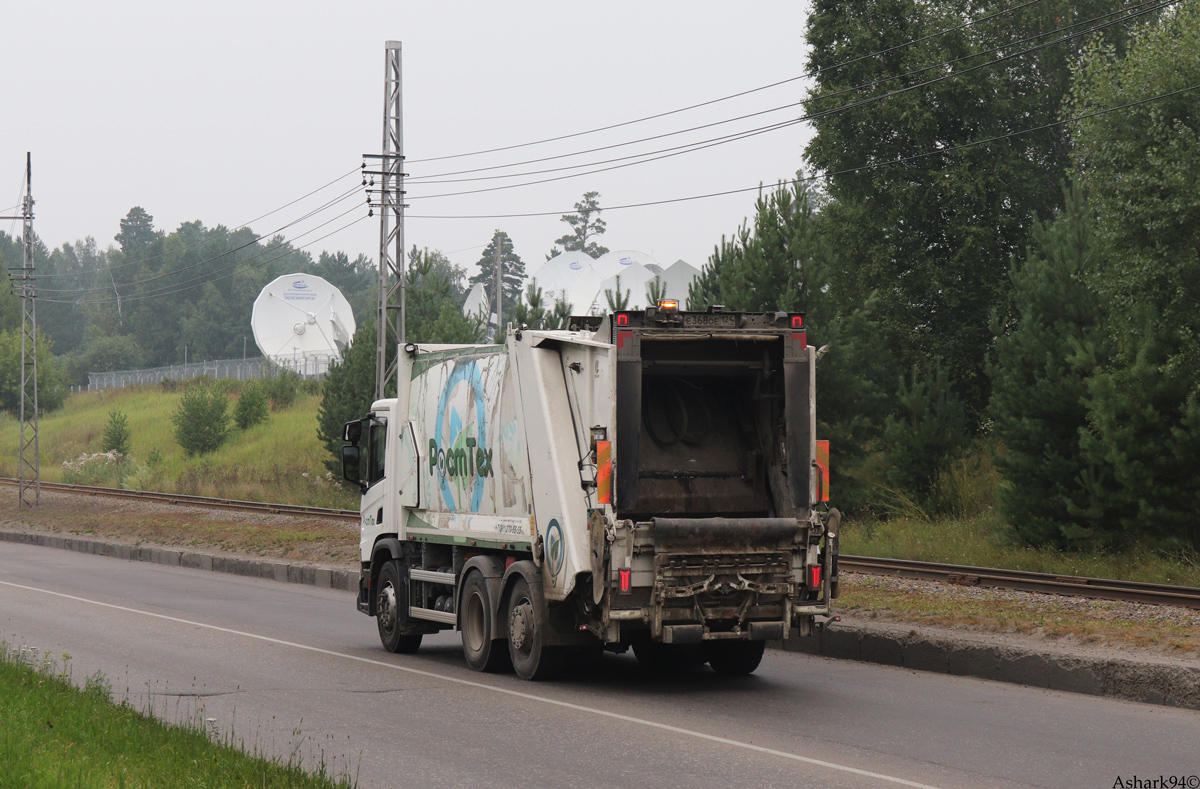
392 0 1171 203
35 166 361 280
402 0 1145 184
398 83 1200 220
404 0 1048 166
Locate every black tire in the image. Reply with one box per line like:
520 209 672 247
632 639 707 673
459 571 511 673
506 576 562 680
704 640 765 676
376 560 423 654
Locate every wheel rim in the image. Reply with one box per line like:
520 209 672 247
378 580 397 634
465 590 487 653
509 597 534 656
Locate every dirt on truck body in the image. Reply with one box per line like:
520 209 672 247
343 305 838 679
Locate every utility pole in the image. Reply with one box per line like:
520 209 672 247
2 154 39 507
372 41 406 400
492 231 502 339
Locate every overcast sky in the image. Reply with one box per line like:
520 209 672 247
2 1 816 283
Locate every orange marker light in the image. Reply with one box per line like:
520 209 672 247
657 299 678 311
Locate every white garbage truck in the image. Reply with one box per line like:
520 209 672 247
342 304 839 680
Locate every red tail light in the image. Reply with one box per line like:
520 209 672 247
618 568 632 594
809 565 822 589
791 315 804 328
616 313 629 326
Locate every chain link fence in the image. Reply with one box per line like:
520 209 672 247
86 355 335 392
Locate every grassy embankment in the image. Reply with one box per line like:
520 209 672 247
838 450 1200 589
0 384 357 510
0 644 355 787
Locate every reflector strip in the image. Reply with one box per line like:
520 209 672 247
816 440 830 503
792 332 807 349
596 440 612 504
617 330 633 349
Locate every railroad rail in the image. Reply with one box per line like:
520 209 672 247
5 479 1198 609
840 555 1200 611
0 478 358 522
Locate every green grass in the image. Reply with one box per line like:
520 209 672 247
0 385 356 509
839 445 1200 588
0 645 355 788
842 510 1200 588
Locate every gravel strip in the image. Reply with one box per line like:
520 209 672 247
842 571 1200 627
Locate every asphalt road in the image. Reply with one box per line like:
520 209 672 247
0 542 1196 788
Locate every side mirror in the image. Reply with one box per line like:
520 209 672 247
343 420 363 443
342 445 365 492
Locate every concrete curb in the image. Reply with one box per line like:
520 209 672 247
5 527 1197 710
0 529 357 593
771 620 1200 711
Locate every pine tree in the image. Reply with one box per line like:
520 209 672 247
467 231 525 317
1069 2 1200 551
604 275 630 312
548 296 573 329
988 184 1115 548
102 409 132 456
546 191 608 260
233 381 269 430
883 359 969 507
646 276 667 306
511 281 547 328
317 320 383 474
172 383 229 456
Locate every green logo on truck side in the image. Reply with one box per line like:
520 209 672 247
429 438 493 479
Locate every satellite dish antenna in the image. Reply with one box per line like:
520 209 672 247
251 273 356 374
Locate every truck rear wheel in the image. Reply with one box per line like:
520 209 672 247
506 577 561 680
704 640 765 675
460 571 511 673
377 560 423 654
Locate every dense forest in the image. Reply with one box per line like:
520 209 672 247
687 0 1200 551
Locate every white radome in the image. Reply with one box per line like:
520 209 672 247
251 273 356 370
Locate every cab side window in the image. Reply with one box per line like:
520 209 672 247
368 421 387 486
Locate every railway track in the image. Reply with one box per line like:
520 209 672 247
0 478 359 522
839 555 1200 611
5 479 1198 609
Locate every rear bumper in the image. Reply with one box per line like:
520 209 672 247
607 516 832 642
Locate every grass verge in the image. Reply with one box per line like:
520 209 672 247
841 510 1200 588
0 385 356 509
0 644 355 788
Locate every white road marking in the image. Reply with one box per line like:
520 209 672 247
0 578 941 789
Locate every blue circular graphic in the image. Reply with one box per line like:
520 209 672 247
434 359 488 512
546 519 564 580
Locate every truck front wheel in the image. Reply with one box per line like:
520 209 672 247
460 571 511 673
377 560 423 654
704 641 765 676
506 577 561 680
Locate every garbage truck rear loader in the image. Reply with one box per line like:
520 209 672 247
343 306 838 679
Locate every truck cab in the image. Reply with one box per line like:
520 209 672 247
344 306 838 679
